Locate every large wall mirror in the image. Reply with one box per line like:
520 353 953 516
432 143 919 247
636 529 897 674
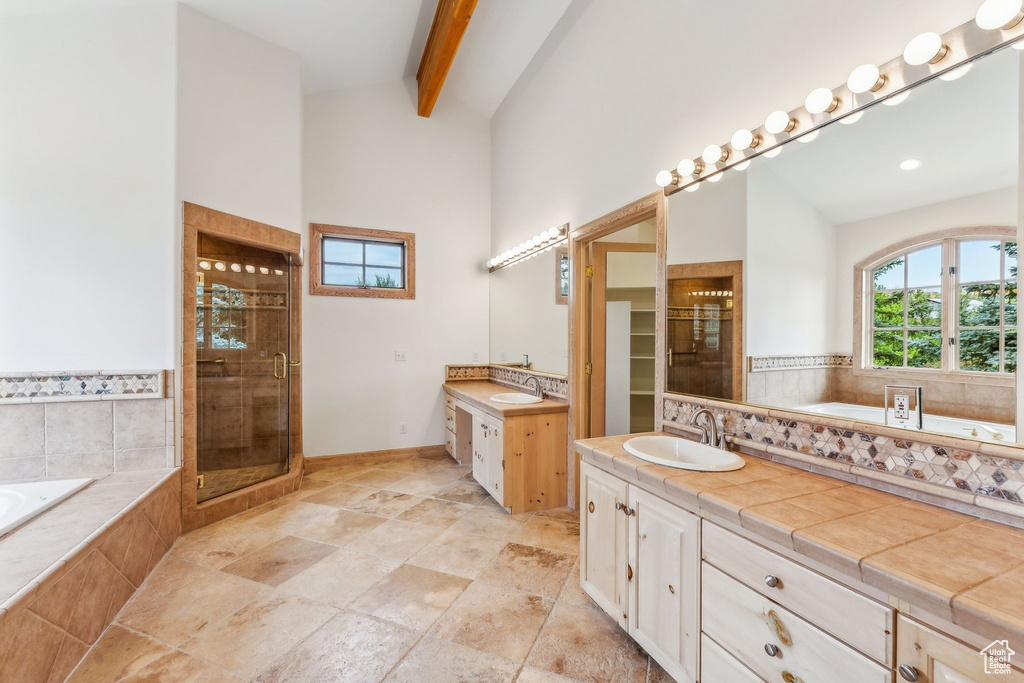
666 44 1022 447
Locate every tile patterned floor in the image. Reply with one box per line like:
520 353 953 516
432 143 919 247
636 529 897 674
68 454 673 682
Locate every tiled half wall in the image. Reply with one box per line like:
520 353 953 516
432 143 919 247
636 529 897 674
663 394 1024 523
445 364 567 401
0 371 174 482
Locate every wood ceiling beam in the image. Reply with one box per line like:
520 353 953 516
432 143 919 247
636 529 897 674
416 0 478 117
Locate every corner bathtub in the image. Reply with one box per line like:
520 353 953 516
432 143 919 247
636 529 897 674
795 402 1016 443
0 478 93 538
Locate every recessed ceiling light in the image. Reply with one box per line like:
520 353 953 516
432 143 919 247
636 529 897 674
899 158 922 171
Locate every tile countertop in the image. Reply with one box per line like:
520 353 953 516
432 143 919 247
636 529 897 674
577 432 1024 648
443 381 569 418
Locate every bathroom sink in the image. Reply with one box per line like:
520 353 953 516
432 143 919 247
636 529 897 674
622 435 745 472
490 392 543 404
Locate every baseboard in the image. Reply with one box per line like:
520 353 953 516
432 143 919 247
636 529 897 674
303 444 447 472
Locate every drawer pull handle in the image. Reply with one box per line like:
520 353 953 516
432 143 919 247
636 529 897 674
764 643 780 658
764 574 780 588
627 564 633 581
898 665 920 682
615 502 623 511
622 506 635 516
588 501 595 513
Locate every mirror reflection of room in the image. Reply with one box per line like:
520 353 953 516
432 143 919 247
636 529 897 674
666 45 1020 444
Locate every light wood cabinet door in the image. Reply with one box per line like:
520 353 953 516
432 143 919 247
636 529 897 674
580 462 629 628
628 486 699 683
897 616 1024 682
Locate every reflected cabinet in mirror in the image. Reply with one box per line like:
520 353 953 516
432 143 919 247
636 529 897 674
666 45 1021 446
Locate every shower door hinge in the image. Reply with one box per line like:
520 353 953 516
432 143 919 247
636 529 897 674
585 362 593 375
585 265 594 278
197 474 205 489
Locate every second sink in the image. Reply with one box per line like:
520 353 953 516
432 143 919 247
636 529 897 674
491 392 543 405
623 435 745 472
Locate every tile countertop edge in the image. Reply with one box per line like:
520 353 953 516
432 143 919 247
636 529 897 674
443 381 569 418
577 433 1024 649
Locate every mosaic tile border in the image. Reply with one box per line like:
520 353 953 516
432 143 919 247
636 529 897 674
748 354 853 372
445 364 568 401
0 370 166 404
662 394 1024 519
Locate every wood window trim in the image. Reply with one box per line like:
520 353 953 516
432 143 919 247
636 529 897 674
310 223 416 299
852 225 1015 387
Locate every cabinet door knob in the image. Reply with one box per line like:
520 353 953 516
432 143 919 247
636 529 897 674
765 574 780 588
668 584 675 594
898 665 920 682
588 501 595 513
615 502 623 511
764 643 780 657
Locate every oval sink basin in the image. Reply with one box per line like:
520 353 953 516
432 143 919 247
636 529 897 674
623 435 745 472
490 392 543 405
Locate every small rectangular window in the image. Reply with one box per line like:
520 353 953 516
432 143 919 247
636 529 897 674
310 224 415 299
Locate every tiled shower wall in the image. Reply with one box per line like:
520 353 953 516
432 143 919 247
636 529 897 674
0 399 175 481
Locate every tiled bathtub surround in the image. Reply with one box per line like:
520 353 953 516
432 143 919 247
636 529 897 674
662 394 1024 521
0 370 165 403
0 469 179 681
0 397 175 481
747 353 853 372
445 364 568 401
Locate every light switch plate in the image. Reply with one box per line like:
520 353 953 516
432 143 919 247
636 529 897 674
395 350 407 361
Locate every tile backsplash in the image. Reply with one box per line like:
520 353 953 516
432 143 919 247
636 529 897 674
445 364 568 401
0 370 164 403
0 370 174 482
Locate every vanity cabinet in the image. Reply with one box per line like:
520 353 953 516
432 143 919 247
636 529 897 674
579 462 699 682
471 413 504 505
896 616 1024 683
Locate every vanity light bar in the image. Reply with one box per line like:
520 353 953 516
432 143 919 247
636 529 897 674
485 224 569 272
197 261 284 275
653 0 1024 193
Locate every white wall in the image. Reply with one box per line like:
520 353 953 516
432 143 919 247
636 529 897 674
302 80 490 457
746 167 837 356
490 251 568 374
833 186 1017 350
0 5 176 370
666 171 747 266
176 5 303 233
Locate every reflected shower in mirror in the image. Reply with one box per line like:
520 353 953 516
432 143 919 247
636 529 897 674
666 45 1020 445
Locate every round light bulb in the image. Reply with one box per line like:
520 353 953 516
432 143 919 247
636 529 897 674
763 147 783 158
805 87 839 115
547 227 559 238
655 170 674 187
733 159 752 171
531 236 541 247
798 130 819 144
230 263 241 272
730 128 758 151
899 158 922 171
903 32 947 66
883 91 911 107
764 110 796 135
938 63 972 81
847 64 885 94
259 267 269 274
245 265 255 273
706 171 724 183
198 260 211 270
274 269 284 276
676 158 700 176
976 0 1024 30
701 144 728 165
214 262 226 271
839 111 864 125
683 183 700 193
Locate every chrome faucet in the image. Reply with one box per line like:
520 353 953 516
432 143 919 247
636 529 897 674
689 408 722 448
524 376 543 398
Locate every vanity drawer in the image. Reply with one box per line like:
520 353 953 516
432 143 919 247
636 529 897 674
444 428 456 457
702 564 891 683
700 634 763 683
702 522 893 664
445 393 455 411
444 407 456 432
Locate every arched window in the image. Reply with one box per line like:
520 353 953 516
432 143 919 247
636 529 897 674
856 228 1017 376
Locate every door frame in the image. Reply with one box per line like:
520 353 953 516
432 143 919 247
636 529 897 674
181 202 304 532
666 259 744 401
568 192 667 507
590 241 657 437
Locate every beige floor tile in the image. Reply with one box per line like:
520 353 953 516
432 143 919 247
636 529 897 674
304 465 372 483
514 516 580 555
180 592 337 678
534 507 580 523
67 625 175 682
477 543 576 599
434 479 491 505
289 508 387 547
344 490 424 518
244 500 337 534
254 610 419 683
288 477 334 499
347 519 443 561
449 507 528 541
408 530 507 579
118 570 267 646
421 464 474 483
277 548 401 609
376 458 443 475
527 603 648 683
557 559 599 611
348 564 470 631
170 518 287 569
431 581 553 663
221 536 338 586
384 636 519 682
647 657 676 683
132 554 213 599
515 666 577 682
294 482 375 509
398 498 475 528
346 468 412 488
124 650 246 682
385 473 452 497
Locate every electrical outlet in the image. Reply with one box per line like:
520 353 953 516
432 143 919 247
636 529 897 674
395 350 407 361
399 422 408 434
472 351 480 362
500 351 507 361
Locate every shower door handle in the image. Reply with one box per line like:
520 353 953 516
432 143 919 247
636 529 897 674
273 352 288 380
